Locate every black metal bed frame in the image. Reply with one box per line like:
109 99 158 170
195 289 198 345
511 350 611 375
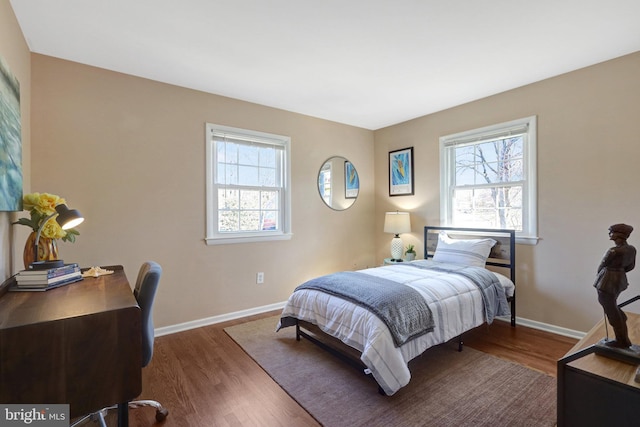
294 225 518 393
423 226 517 327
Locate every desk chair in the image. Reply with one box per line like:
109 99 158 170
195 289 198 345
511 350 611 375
71 262 168 426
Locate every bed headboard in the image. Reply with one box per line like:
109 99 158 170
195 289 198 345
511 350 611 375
423 226 516 284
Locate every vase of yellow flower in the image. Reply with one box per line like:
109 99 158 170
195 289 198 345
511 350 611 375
14 192 80 269
23 231 60 268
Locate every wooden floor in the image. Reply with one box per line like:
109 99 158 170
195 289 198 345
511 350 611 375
115 311 577 427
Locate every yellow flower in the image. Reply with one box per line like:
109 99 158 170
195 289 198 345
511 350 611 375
40 218 67 239
23 192 66 216
14 192 79 243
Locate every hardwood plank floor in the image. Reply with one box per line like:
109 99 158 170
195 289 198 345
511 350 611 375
463 319 578 376
114 311 578 426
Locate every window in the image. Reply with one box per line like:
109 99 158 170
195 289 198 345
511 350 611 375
440 116 537 245
206 123 291 245
318 161 332 207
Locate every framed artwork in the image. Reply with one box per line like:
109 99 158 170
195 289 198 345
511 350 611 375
0 54 22 211
344 160 359 199
389 147 414 196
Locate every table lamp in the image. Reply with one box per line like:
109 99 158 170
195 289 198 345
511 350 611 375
384 211 411 261
30 203 85 270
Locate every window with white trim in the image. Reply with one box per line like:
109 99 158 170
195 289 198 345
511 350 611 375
206 123 292 245
440 116 538 245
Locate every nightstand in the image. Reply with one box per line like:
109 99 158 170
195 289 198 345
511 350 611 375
383 258 406 265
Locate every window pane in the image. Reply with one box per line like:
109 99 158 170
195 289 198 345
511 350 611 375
224 142 239 164
239 211 260 231
455 145 475 165
455 137 525 186
221 164 238 185
261 191 279 210
455 166 475 186
260 146 276 168
261 211 278 230
476 141 499 163
453 185 523 231
219 210 239 232
240 190 260 210
502 206 522 231
503 136 523 158
239 144 259 166
218 189 239 210
238 165 259 185
501 158 523 182
259 167 277 186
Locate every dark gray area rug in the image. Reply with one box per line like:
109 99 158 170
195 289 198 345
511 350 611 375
225 316 557 427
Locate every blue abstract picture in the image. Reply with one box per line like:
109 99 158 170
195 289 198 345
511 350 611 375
345 161 359 198
391 152 410 185
389 147 414 196
0 55 22 211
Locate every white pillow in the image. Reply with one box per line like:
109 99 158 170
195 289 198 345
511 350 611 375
432 232 496 267
493 272 515 298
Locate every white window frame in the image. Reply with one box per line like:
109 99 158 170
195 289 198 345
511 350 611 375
439 116 538 245
205 123 292 245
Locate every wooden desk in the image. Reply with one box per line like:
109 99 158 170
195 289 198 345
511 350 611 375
557 312 640 426
0 266 141 424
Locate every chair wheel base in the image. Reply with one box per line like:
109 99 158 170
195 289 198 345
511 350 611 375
156 408 169 422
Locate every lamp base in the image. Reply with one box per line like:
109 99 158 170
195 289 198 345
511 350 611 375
29 260 65 270
390 235 404 261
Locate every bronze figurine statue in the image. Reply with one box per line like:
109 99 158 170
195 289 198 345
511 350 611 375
594 223 636 348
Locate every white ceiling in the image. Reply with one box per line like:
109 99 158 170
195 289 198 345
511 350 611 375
9 0 640 130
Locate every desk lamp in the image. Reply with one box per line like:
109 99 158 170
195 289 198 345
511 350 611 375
384 211 411 262
30 204 84 270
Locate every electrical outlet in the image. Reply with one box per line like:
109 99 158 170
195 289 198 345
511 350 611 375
256 272 264 284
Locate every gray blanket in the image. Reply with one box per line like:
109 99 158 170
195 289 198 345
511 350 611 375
295 271 434 347
405 262 511 323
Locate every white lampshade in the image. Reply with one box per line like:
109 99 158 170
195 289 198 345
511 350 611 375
384 212 411 261
384 211 411 235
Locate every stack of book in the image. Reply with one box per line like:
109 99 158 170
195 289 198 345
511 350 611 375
14 263 83 291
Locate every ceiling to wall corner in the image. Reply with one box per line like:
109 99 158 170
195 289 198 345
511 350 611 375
9 0 640 130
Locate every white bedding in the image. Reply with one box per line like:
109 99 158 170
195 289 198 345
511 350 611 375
277 259 514 395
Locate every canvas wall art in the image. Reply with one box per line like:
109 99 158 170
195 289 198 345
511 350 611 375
0 54 22 211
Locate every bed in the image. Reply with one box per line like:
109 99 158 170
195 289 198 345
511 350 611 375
277 226 516 395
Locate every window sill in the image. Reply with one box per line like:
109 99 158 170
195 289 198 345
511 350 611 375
205 233 293 245
516 235 539 245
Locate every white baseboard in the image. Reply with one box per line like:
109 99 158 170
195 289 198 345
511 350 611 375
495 316 586 340
155 301 286 337
155 302 586 341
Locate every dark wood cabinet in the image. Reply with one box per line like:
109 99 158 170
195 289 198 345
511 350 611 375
0 266 141 421
557 313 640 426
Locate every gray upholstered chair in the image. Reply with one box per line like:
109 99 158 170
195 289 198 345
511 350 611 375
71 261 168 426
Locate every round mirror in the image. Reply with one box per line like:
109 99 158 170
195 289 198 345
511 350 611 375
317 156 359 210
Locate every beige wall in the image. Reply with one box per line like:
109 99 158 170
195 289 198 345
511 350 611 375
29 54 375 328
0 1 30 281
374 51 640 332
9 4 640 334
